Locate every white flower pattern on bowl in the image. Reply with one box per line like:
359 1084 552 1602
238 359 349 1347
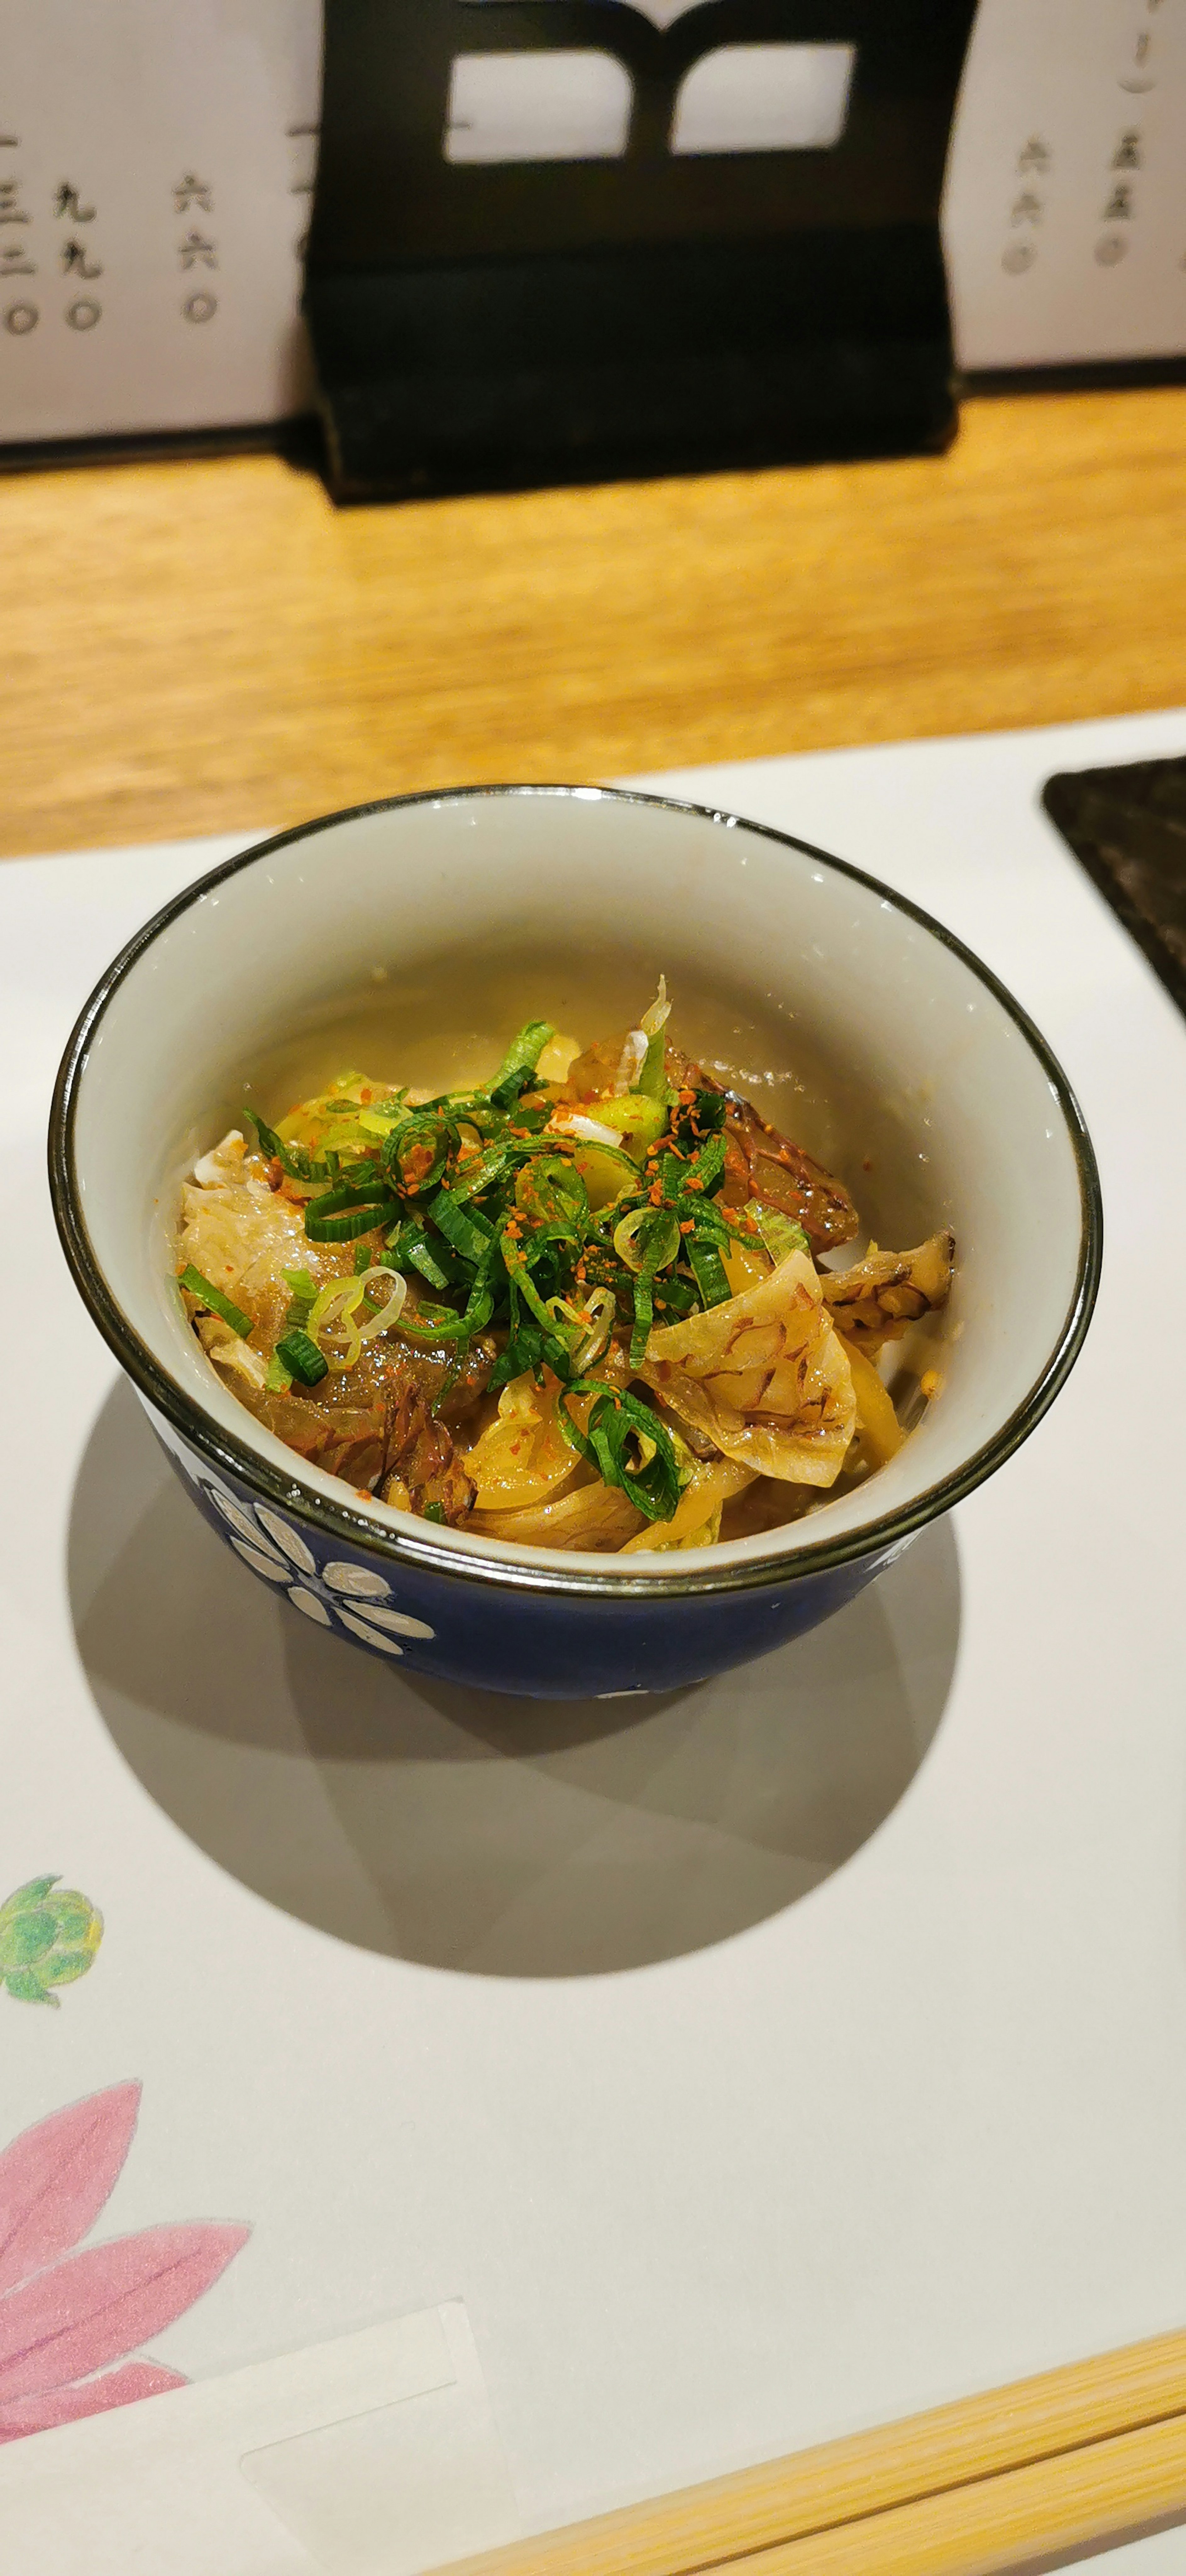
196 1474 435 1656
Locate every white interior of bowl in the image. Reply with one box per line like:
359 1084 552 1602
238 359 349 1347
68 788 1088 1574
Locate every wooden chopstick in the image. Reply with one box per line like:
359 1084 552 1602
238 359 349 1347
727 2411 1186 2575
434 2325 1186 2576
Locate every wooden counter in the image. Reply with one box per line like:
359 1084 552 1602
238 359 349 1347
4 386 1185 860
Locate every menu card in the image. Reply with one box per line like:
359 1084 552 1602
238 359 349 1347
1 0 1183 446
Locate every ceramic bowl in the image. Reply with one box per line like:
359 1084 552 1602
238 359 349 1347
50 786 1101 1700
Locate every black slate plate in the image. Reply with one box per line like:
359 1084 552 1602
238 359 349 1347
1043 754 1186 1016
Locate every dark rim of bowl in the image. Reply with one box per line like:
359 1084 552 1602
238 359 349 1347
49 783 1103 1603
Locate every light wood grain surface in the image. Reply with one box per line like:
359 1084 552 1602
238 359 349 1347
4 386 1185 860
436 2324 1186 2576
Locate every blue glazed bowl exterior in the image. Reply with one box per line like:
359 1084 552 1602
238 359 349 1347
147 1398 903 1700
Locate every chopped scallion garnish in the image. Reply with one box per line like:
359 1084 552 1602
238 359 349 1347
488 1019 554 1112
687 1237 732 1309
179 1265 253 1338
220 996 832 1525
274 1328 329 1387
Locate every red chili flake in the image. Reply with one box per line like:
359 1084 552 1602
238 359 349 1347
679 1087 696 1104
684 1176 704 1192
679 1219 694 1235
504 1217 523 1239
402 1140 434 1189
361 1087 373 1104
648 1183 663 1206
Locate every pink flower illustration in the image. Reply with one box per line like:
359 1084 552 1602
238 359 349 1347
0 2083 249 2442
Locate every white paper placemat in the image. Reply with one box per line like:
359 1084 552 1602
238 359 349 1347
2 707 1185 2569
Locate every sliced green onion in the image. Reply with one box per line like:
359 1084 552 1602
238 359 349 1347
654 1152 685 1207
306 1204 394 1245
396 1278 495 1346
672 1086 727 1145
304 1181 398 1243
178 1265 253 1339
386 1113 456 1196
488 1019 554 1111
283 1266 318 1330
450 1140 516 1205
687 1237 732 1308
306 1277 366 1372
241 1108 327 1184
422 1501 447 1525
388 1221 461 1294
652 1274 698 1321
354 1267 408 1340
500 1233 563 1338
568 1288 616 1374
557 1379 680 1523
265 1352 294 1393
488 1313 571 1386
679 1195 732 1245
545 1294 586 1335
274 1329 328 1387
515 1155 588 1245
353 1240 374 1275
747 1198 810 1264
630 1273 654 1366
428 1188 494 1264
686 1129 727 1196
613 1206 680 1276
584 1094 669 1156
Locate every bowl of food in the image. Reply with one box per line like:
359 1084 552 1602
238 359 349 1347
49 785 1100 1700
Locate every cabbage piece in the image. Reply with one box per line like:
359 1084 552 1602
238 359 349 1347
639 1250 856 1486
820 1231 954 1358
836 1335 903 1467
462 1370 580 1510
619 1457 755 1552
179 1140 347 1351
471 1476 644 1553
195 1318 270 1392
